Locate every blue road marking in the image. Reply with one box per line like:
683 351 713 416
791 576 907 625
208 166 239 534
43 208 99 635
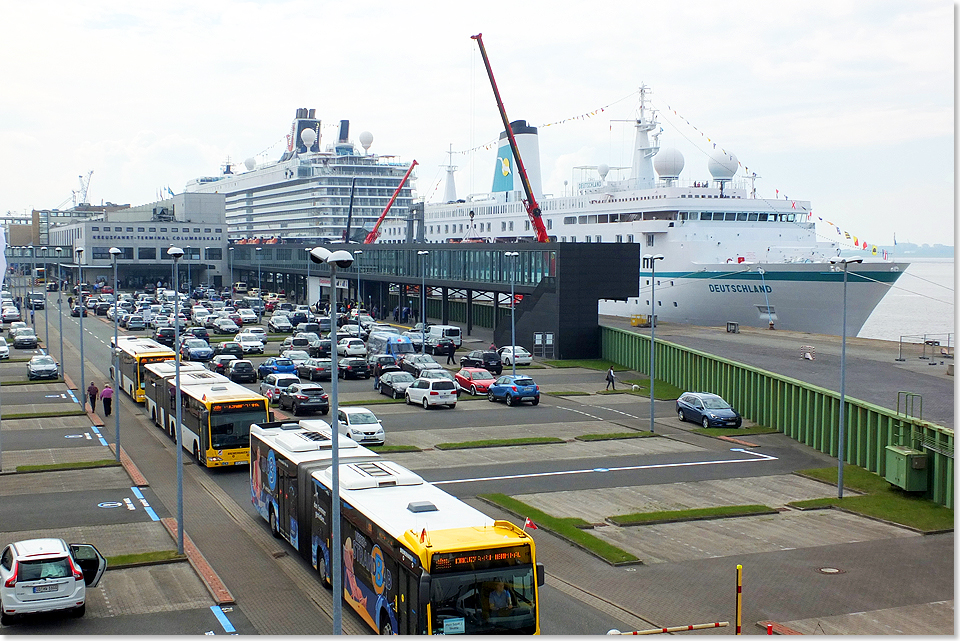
89 425 109 447
131 487 160 521
67 390 79 404
209 605 236 633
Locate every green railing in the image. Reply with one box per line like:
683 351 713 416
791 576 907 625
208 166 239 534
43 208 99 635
601 326 954 508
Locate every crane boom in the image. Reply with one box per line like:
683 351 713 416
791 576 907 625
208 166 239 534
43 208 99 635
471 33 549 243
363 160 418 244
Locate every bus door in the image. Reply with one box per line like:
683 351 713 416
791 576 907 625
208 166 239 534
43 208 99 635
277 456 298 546
398 565 421 634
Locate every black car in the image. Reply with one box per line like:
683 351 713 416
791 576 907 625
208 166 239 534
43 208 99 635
368 354 398 377
183 326 211 342
378 370 414 399
95 301 112 316
424 336 455 356
153 327 176 347
288 310 308 326
294 332 325 356
214 341 244 359
70 305 88 317
676 392 743 428
278 383 330 415
338 358 370 379
296 357 332 381
227 359 257 383
401 354 443 377
459 350 503 375
208 354 238 375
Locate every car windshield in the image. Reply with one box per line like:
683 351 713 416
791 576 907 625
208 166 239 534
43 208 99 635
33 356 56 365
702 397 732 410
284 351 309 360
233 362 253 371
185 340 206 348
513 378 536 386
348 411 379 424
299 387 325 396
388 372 414 383
277 378 299 387
471 370 495 380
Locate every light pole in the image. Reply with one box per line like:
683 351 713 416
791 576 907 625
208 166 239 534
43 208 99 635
309 246 354 636
255 247 263 324
76 248 86 413
109 247 122 462
27 245 34 327
643 254 665 432
417 251 428 352
505 252 519 377
830 256 863 499
184 247 192 295
354 249 363 338
56 248 64 370
305 247 311 310
41 247 49 349
168 246 186 554
228 246 235 297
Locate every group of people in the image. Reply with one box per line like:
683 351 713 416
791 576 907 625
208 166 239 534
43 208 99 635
86 381 114 417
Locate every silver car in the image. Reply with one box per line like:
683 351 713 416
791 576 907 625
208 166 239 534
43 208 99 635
27 355 59 380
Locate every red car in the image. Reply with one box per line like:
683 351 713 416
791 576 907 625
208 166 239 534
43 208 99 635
454 367 497 396
226 311 243 326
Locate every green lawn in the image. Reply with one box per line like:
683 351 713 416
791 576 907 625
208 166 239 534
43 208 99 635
575 432 658 442
435 437 564 450
17 460 121 473
609 504 775 526
691 426 780 437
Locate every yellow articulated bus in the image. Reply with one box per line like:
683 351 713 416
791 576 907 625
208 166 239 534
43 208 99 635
251 420 544 635
111 337 176 402
142 362 225 430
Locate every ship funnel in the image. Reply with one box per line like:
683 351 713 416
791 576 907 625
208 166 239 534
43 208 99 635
338 120 350 143
491 120 542 199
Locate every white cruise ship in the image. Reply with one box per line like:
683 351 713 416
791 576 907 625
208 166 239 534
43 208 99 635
378 87 906 336
184 108 415 242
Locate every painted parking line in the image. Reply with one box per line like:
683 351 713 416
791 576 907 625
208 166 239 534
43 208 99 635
89 425 109 446
131 487 160 521
67 390 79 404
433 448 779 486
555 406 604 421
209 605 236 633
595 405 644 420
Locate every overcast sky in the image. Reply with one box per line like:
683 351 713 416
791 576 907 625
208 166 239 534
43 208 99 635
0 1 952 247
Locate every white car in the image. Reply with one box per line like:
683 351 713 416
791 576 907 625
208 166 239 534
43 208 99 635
259 373 301 403
0 538 106 624
499 345 533 366
234 332 265 354
244 326 268 341
281 349 310 366
337 337 367 357
405 377 458 409
237 308 258 325
336 407 385 445
191 308 211 324
0 337 9 359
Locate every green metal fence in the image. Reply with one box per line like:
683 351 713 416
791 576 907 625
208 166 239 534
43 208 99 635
601 326 954 508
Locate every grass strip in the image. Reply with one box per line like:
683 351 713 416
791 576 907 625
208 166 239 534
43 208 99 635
543 391 590 397
1 379 65 386
691 426 780 437
366 444 421 454
16 460 121 473
575 432 657 442
107 550 185 567
340 397 405 406
620 379 684 400
790 464 954 532
3 409 88 419
480 493 639 565
609 504 775 526
435 437 564 450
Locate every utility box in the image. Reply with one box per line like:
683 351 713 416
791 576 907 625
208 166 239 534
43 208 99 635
884 445 928 492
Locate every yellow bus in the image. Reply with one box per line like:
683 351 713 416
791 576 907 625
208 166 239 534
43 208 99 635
251 420 543 634
142 361 224 430
111 337 176 402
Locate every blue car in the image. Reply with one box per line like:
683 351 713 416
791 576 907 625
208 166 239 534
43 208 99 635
676 392 742 428
487 375 540 406
180 338 214 362
257 357 296 380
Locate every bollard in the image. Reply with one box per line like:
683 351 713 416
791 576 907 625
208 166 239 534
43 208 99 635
735 564 742 635
767 623 773 635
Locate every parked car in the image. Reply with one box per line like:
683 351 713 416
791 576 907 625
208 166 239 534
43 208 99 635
95 300 112 316
368 354 398 378
267 315 293 333
183 326 210 342
459 350 503 375
335 407 385 445
424 336 456 356
26 293 45 310
281 349 310 367
378 370 415 399
418 369 458 386
69 305 87 318
404 378 458 409
233 332 265 354
0 538 106 625
26 355 59 380
296 357 333 381
257 357 297 380
153 327 176 347
1 306 22 323
12 328 38 349
337 358 370 379
214 341 244 359
280 336 310 351
293 332 325 356
488 375 540 406
237 308 258 326
676 392 743 428
498 345 533 367
227 359 257 384
7 322 27 340
214 317 240 335
180 338 214 362
401 354 443 377
208 354 238 375
0 337 9 359
455 367 497 396
278 383 330 415
337 337 367 357
259 373 301 403
340 324 368 340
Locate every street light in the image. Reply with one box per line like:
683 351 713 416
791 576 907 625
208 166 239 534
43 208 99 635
505 252 519 377
309 246 354 636
417 251 428 352
184 247 192 294
27 245 34 327
56 248 64 370
109 247 122 462
255 247 263 324
643 254 665 433
167 246 186 554
354 249 363 338
829 255 863 499
41 247 49 350
228 246 235 296
76 247 86 413
304 247 312 310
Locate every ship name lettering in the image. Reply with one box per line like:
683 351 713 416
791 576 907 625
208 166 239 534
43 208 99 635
708 284 772 294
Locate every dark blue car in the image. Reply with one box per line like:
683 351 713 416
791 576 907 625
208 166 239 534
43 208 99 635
676 392 742 428
487 375 540 406
257 357 296 380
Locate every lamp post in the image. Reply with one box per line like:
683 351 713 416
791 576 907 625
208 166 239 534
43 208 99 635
505 252 519 377
76 248 86 413
167 246 186 554
309 246 354 636
255 247 263 324
228 246 235 297
27 245 34 326
56 248 64 370
829 255 863 499
109 247 122 462
354 249 363 337
305 247 311 310
41 247 49 349
184 247 192 295
643 254 665 433
417 251 428 352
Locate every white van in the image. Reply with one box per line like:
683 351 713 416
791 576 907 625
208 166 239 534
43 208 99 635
425 324 462 347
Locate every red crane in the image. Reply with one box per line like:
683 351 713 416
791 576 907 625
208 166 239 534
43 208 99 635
471 33 550 243
363 160 418 244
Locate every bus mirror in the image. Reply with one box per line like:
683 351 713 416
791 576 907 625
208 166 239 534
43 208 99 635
536 562 544 587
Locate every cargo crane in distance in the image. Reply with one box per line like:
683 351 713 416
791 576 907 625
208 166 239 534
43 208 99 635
471 33 549 243
363 160 418 244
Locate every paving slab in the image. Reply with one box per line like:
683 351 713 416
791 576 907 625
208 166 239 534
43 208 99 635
0 466 130 496
777 599 954 635
0 445 113 473
0 414 90 431
0 522 176 557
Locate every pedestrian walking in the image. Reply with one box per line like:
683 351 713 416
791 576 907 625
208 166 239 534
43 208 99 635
87 381 99 413
605 366 616 391
446 341 456 365
30 309 34 325
100 383 114 417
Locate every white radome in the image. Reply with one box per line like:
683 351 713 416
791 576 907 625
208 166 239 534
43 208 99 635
654 148 685 179
301 128 317 148
708 151 738 180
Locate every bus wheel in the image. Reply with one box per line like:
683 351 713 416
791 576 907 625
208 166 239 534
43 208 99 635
317 551 331 588
269 508 281 539
379 617 393 635
194 443 202 466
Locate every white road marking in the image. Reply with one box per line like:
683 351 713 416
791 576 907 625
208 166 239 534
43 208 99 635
595 405 644 420
123 497 136 511
555 406 604 421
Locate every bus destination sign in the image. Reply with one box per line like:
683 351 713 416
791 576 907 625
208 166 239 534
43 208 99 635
212 401 266 413
431 545 531 574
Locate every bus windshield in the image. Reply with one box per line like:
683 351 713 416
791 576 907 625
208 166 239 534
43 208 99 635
429 566 537 635
209 405 263 449
138 356 174 389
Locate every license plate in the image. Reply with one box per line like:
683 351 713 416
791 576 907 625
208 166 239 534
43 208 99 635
726 421 737 426
33 585 57 593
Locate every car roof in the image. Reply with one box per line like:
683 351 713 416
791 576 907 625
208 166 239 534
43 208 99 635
340 407 375 415
12 538 69 558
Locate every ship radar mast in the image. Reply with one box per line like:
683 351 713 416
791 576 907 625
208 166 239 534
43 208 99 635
442 143 458 203
628 84 660 189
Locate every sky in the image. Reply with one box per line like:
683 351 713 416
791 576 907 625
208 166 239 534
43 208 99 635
0 1 953 248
